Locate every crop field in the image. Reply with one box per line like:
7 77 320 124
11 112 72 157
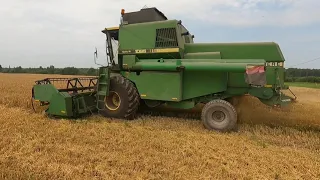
0 73 320 179
285 82 320 89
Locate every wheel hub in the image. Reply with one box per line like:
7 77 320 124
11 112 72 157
105 91 121 111
211 111 226 122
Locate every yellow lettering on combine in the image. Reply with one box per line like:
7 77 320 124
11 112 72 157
61 111 66 114
154 48 179 53
141 94 147 97
135 49 147 53
120 48 179 54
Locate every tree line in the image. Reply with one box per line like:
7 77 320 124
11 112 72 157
0 65 98 76
285 68 320 83
1 65 320 82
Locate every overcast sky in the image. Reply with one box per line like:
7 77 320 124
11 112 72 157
1 0 320 68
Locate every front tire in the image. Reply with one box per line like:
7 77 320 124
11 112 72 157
99 75 140 120
201 99 237 132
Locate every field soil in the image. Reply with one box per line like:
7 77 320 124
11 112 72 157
0 73 319 179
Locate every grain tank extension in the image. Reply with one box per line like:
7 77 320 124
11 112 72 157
32 8 295 132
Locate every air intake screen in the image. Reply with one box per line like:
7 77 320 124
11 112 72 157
155 28 178 48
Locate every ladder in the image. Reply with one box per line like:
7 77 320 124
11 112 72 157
96 67 110 111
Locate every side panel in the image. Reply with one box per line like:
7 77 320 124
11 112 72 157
33 84 58 102
227 72 248 88
47 92 73 117
122 55 136 68
124 70 228 102
266 67 285 87
184 42 285 88
184 52 221 59
182 71 227 100
184 42 285 62
125 71 182 101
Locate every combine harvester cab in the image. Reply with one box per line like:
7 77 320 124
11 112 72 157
32 7 295 132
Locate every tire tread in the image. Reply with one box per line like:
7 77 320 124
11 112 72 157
100 75 140 120
201 99 237 132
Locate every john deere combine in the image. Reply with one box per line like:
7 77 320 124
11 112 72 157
32 7 295 132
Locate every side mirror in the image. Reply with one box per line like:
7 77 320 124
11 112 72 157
94 47 98 58
93 47 101 66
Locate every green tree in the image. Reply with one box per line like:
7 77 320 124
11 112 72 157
47 65 55 74
61 67 79 75
13 66 24 73
86 68 97 76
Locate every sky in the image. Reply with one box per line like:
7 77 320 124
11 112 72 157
0 0 320 69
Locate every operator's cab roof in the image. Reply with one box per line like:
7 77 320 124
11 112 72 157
102 27 119 40
102 7 168 40
122 7 167 24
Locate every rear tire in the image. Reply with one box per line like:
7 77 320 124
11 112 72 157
201 99 237 132
99 75 140 120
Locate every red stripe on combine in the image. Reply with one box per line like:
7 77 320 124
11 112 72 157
246 66 265 75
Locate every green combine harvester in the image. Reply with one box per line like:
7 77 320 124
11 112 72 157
32 7 295 132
